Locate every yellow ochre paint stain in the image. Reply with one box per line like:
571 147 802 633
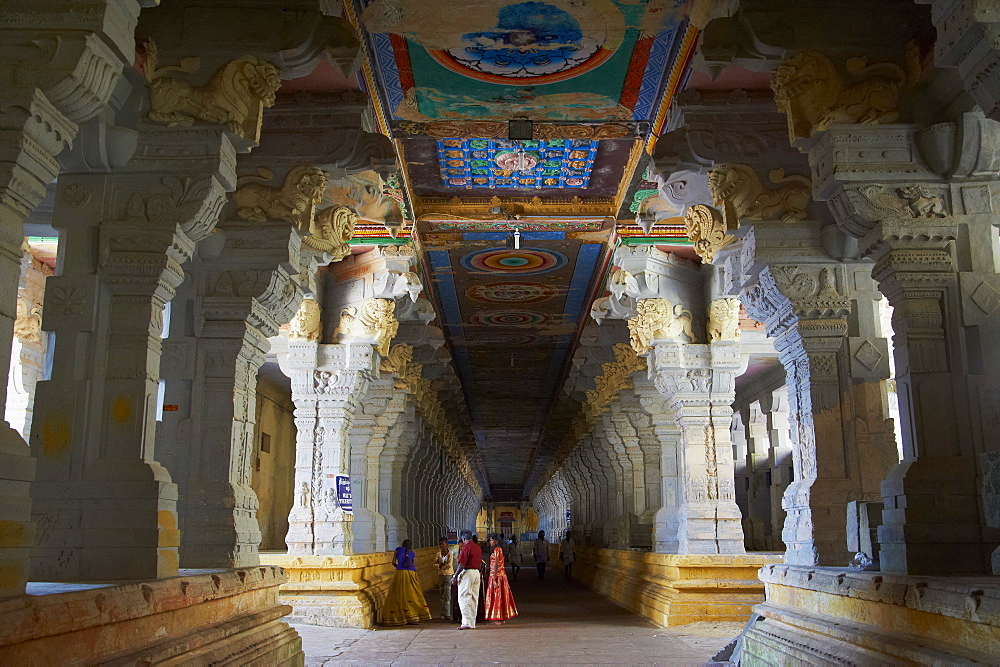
40 414 71 456
111 396 133 423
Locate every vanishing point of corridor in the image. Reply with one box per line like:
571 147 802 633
293 573 739 666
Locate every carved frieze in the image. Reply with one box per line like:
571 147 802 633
302 206 356 261
233 165 328 229
288 298 322 342
771 46 919 143
707 299 740 343
143 39 281 143
333 298 398 356
683 204 733 264
628 298 695 355
708 163 810 225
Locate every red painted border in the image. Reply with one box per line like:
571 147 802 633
390 33 416 92
618 35 653 111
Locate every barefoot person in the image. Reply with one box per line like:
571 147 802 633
382 539 431 625
452 530 482 630
485 534 518 624
533 530 549 580
435 537 454 619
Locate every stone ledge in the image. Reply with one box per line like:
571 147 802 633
743 564 1000 664
261 547 440 628
573 547 782 627
0 566 302 665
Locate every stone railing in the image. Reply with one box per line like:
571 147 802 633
572 546 783 627
0 566 300 664
262 546 441 628
742 564 1000 664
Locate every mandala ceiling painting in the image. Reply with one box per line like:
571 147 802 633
352 0 697 129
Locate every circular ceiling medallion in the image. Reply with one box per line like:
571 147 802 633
460 247 567 275
466 332 540 346
494 150 539 172
424 0 625 85
470 310 550 326
465 282 561 304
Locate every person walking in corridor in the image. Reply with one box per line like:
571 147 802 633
435 537 454 619
382 540 431 625
533 530 549 580
485 534 518 624
508 535 522 581
453 530 482 629
560 531 576 580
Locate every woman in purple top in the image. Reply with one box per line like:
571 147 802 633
382 539 431 625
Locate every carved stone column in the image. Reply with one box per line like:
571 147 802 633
31 123 235 580
0 0 144 595
799 113 1000 574
646 339 746 555
160 219 304 567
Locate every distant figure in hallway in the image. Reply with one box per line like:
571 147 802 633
485 534 518 624
435 537 454 619
382 539 431 625
508 535 522 581
533 530 549 580
453 530 483 629
560 531 576 580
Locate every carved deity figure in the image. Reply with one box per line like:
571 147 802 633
334 298 398 356
302 206 356 261
628 298 695 355
233 165 328 229
288 298 322 342
707 299 741 343
771 46 919 143
142 39 281 142
14 299 42 343
683 204 733 264
708 163 811 225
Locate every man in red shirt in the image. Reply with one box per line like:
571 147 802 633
452 530 482 629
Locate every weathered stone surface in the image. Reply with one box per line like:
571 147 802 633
0 566 302 665
261 546 440 628
571 547 781 627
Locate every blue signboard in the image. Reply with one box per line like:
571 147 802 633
336 475 353 512
566 509 571 525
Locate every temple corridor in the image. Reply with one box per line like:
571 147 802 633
2 0 1000 664
292 575 741 666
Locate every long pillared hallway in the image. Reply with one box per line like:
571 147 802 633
3 0 1000 664
293 573 740 666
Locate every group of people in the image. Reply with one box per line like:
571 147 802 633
381 530 578 629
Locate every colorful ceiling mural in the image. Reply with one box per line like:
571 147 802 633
350 0 697 135
419 221 614 493
437 138 598 189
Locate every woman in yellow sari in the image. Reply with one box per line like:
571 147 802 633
382 539 432 625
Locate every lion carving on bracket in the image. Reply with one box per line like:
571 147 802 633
771 46 919 143
143 38 281 142
303 205 356 261
708 163 811 225
233 165 329 229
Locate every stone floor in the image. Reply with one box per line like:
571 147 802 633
293 569 742 666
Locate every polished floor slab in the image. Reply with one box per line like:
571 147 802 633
293 569 741 666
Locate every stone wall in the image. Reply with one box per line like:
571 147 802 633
742 564 1000 664
0 566 301 665
253 375 297 551
262 545 441 628
571 546 782 627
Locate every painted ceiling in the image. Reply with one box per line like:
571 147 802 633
346 0 703 498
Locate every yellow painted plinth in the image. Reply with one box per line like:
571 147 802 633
0 566 302 665
573 547 782 627
742 564 1000 664
261 547 440 628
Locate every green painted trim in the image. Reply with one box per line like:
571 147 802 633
26 236 58 244
620 237 692 246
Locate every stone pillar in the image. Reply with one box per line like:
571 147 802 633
32 123 236 580
761 387 793 551
647 339 746 555
163 220 305 568
8 245 52 440
0 0 143 595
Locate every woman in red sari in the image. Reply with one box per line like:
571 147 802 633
484 533 518 624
